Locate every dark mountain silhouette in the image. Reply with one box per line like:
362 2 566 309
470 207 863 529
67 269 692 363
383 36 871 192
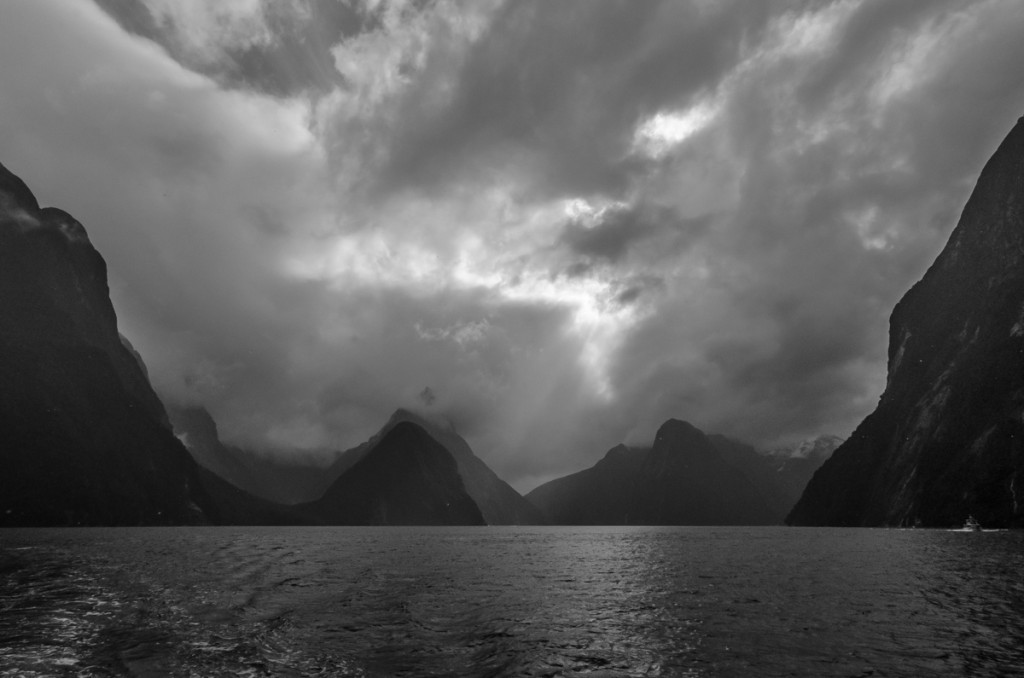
710 434 840 522
371 409 543 524
525 443 652 525
168 405 340 505
789 117 1024 528
527 419 775 525
763 436 842 509
706 435 792 521
194 466 312 525
631 420 775 525
299 421 485 525
0 162 214 526
170 405 541 523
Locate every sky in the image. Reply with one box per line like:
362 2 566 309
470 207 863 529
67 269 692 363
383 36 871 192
2 0 1024 492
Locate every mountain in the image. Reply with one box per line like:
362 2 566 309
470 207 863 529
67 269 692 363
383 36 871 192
379 409 543 524
193 466 312 526
315 409 541 524
706 436 791 521
763 435 842 509
630 420 775 525
527 419 775 525
788 117 1024 528
525 443 652 525
168 405 340 505
299 421 485 525
170 405 541 524
0 161 212 525
707 434 841 522
770 435 845 463
173 405 538 524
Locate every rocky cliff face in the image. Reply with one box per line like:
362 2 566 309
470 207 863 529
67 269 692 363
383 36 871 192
789 117 1024 528
301 421 485 525
0 162 212 525
527 419 775 525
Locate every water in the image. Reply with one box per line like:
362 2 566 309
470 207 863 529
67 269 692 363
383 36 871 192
1 527 1023 677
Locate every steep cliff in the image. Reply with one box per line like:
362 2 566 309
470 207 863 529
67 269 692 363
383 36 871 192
0 162 211 525
788 118 1024 527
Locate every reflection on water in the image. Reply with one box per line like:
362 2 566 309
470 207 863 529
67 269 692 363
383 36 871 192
2 527 1023 677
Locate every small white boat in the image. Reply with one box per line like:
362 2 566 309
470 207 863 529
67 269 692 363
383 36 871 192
948 515 984 532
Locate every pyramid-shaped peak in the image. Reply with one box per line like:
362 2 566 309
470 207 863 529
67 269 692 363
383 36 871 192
388 407 458 434
388 408 422 424
379 419 434 446
654 419 705 443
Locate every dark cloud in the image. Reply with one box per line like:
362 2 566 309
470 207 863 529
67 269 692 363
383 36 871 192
614 276 664 307
559 204 708 264
375 0 781 199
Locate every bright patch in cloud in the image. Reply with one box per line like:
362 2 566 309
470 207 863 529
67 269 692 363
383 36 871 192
849 206 892 251
872 13 967 108
633 100 718 158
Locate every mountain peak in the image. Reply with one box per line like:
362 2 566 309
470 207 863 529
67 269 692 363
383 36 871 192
653 419 709 450
389 407 457 435
595 443 642 469
390 407 419 421
603 443 633 459
386 419 434 444
305 418 485 525
0 161 40 214
375 407 541 525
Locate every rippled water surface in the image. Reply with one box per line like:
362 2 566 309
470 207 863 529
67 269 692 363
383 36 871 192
2 526 1023 676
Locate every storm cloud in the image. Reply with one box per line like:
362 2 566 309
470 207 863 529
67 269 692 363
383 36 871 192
2 0 1024 491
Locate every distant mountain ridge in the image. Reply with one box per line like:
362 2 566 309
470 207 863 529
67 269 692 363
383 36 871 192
767 435 844 462
527 419 779 525
170 405 541 523
168 405 340 505
525 443 651 525
708 434 840 522
169 404 541 525
789 116 1024 528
